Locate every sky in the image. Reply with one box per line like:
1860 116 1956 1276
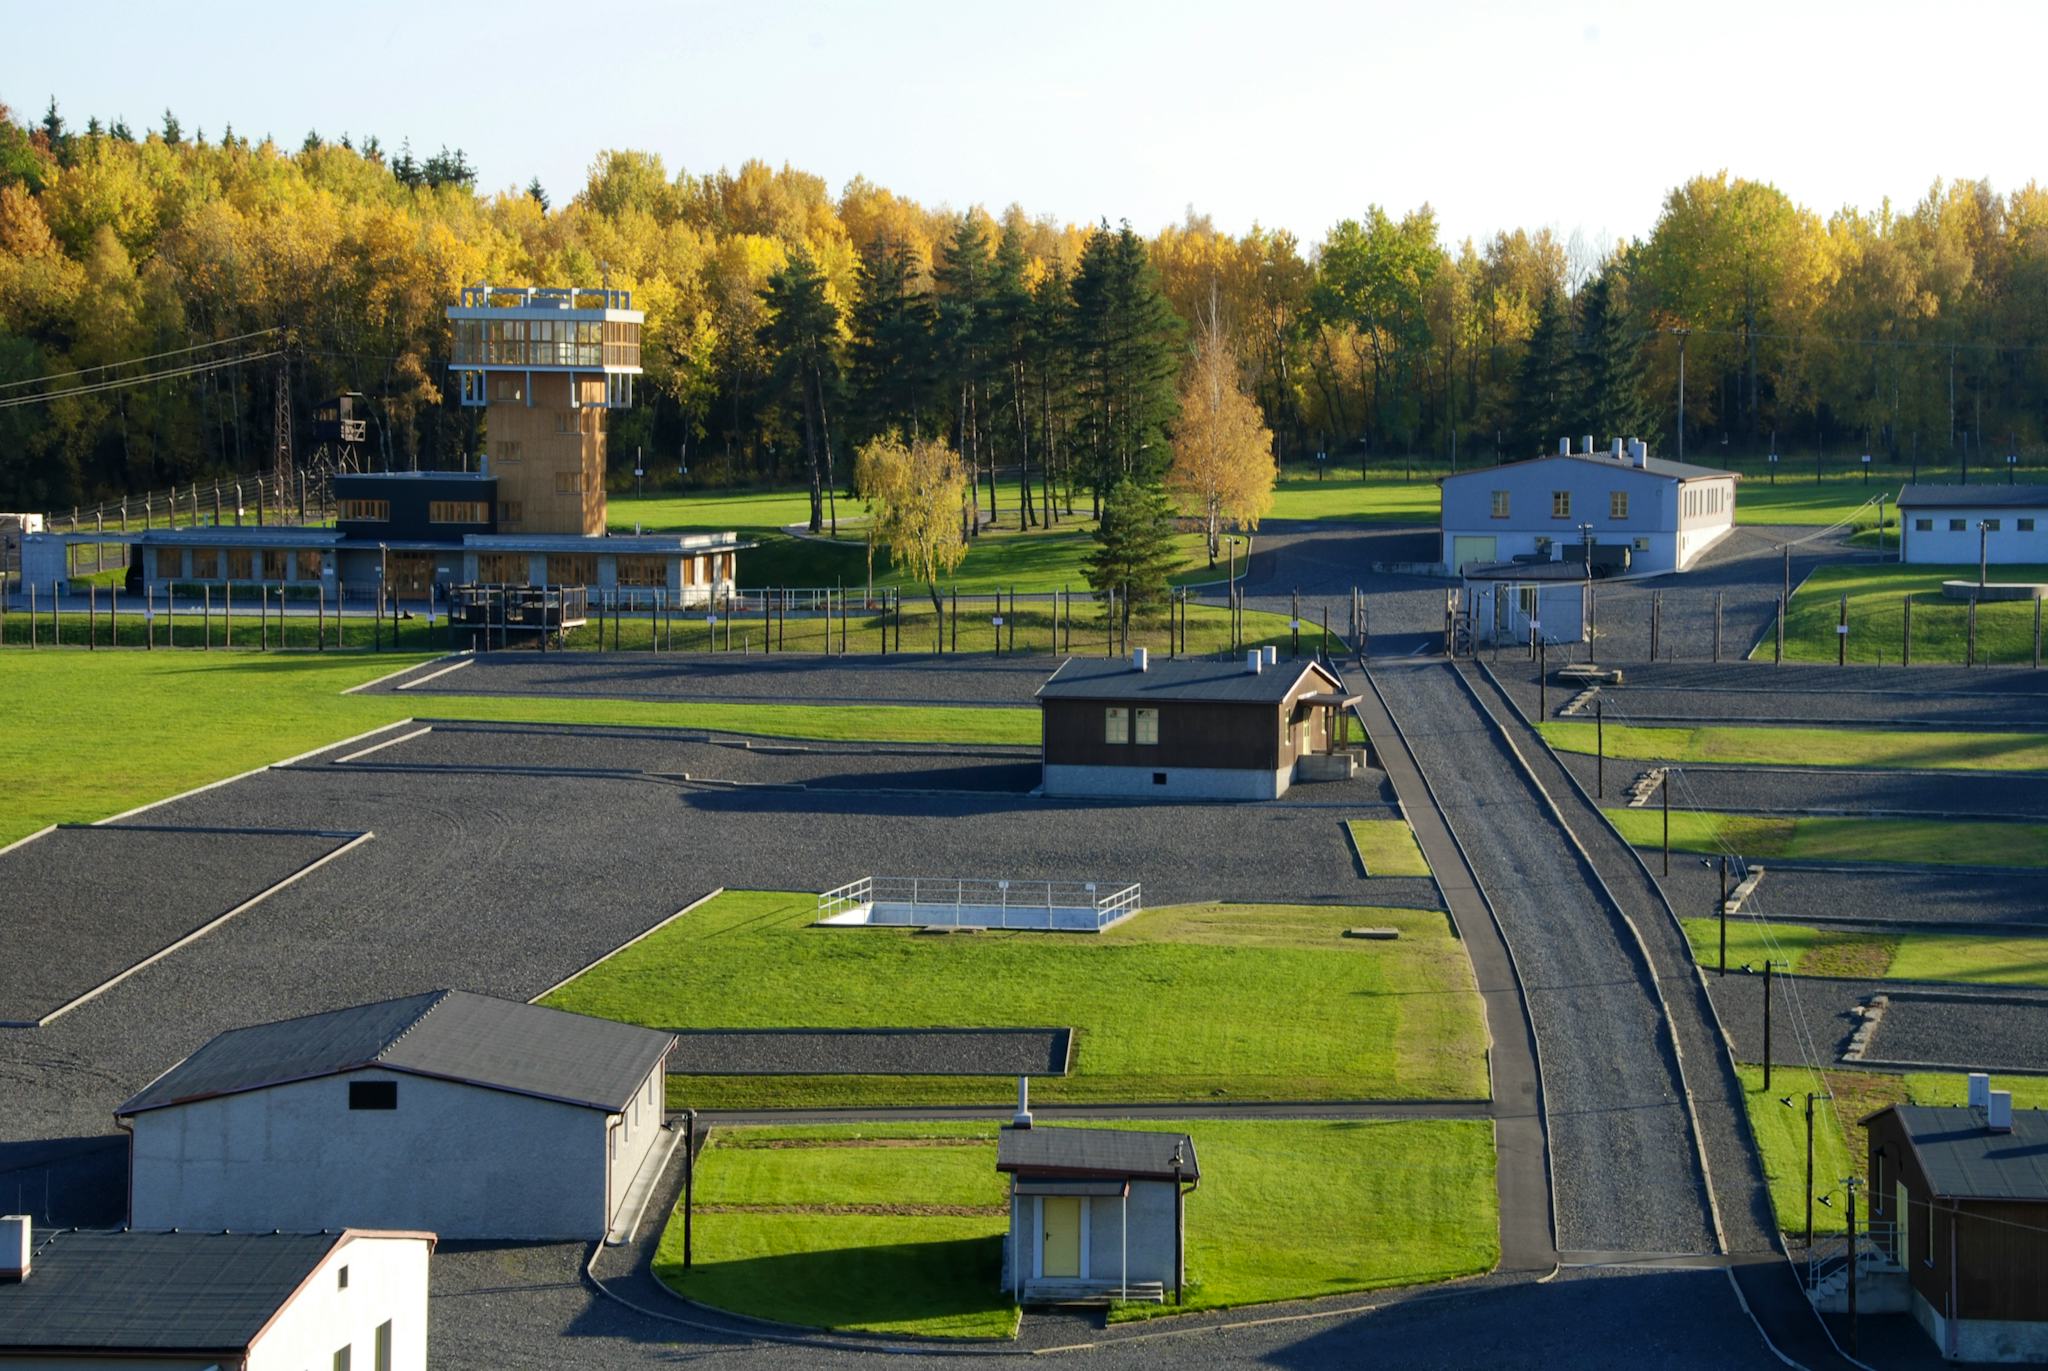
5 0 2045 252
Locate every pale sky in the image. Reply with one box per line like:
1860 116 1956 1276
5 0 2042 252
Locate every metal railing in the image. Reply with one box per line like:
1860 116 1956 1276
1806 1220 1901 1294
817 876 1143 932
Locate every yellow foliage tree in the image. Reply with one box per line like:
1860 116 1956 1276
1167 317 1274 564
855 431 967 613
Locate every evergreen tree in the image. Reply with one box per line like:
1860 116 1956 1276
932 214 996 531
110 116 133 142
1085 478 1185 633
1508 287 1571 457
392 139 421 188
1071 222 1184 501
159 108 180 143
987 222 1038 528
758 246 843 533
1027 261 1078 523
40 97 64 147
847 240 935 445
1572 269 1648 443
526 177 550 212
302 129 322 154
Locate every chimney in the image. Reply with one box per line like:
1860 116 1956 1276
1558 437 1571 456
1628 438 1649 469
1612 438 1625 459
1989 1090 2014 1133
1968 1072 1991 1109
1262 644 1278 666
1245 650 1263 675
1582 434 1594 454
1012 1076 1033 1129
1131 646 1148 673
0 1215 28 1282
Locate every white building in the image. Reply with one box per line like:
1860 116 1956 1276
118 990 677 1242
0 1217 430 1370
1896 484 2048 565
1439 438 1738 577
1462 560 1591 646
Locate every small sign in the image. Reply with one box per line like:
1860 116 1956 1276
1291 618 1301 629
1768 454 1779 463
706 614 718 625
992 616 1004 626
1837 624 1850 635
1861 454 1872 464
1529 620 1542 631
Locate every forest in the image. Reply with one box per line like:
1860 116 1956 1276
4 92 2048 515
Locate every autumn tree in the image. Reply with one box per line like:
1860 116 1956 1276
854 430 966 614
1168 312 1274 564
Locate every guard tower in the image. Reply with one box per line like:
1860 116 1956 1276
447 284 643 535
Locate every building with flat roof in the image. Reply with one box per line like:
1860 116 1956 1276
1439 437 1738 577
119 990 677 1242
0 1219 431 1369
1895 485 2048 565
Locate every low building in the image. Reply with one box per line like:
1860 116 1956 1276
997 1120 1199 1305
1439 437 1738 576
1862 1082 2048 1362
1461 560 1591 646
118 990 677 1242
1896 485 2048 565
0 1216 430 1369
1036 650 1356 800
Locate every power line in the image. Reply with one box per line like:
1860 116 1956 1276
0 350 282 410
0 328 281 392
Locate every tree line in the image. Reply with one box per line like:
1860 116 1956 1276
5 91 2048 522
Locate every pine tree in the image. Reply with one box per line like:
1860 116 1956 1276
1071 222 1184 502
526 177 550 213
1572 269 1648 443
1508 287 1570 457
847 240 935 445
160 108 180 144
987 222 1037 528
1085 477 1185 632
758 246 843 533
933 215 996 532
110 116 133 142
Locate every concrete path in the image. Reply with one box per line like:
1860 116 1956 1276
1350 671 1556 1274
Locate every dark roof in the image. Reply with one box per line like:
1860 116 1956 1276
1871 1105 2048 1201
997 1125 1199 1181
1443 451 1737 485
1462 560 1594 582
0 1229 339 1352
1035 656 1343 706
1896 483 2048 509
117 990 674 1117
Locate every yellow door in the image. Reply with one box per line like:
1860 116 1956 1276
1041 1196 1081 1278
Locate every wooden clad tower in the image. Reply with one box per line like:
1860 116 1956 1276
447 285 643 535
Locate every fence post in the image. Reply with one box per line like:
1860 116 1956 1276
2035 596 2042 670
202 585 211 650
1713 592 1723 662
1775 595 1784 664
88 584 96 650
145 585 152 650
1902 593 1911 667
1968 597 1978 668
317 582 325 651
1838 593 1848 667
951 587 958 654
28 580 35 648
224 582 232 650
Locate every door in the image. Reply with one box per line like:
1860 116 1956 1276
1041 1196 1082 1278
1895 1181 1909 1265
1451 535 1496 573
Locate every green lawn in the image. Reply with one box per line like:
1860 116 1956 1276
1734 1065 2048 1237
1265 473 1444 524
0 653 1038 846
654 1117 1497 1336
542 891 1490 1108
1605 807 2048 869
1681 917 2048 987
1345 819 1432 877
1755 562 2048 666
1541 719 2048 773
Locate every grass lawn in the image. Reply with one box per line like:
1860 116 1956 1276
1681 918 2048 987
1734 1065 2048 1237
541 891 1490 1109
1605 807 2048 869
0 653 1038 846
1265 473 1444 524
1346 819 1431 877
1541 719 2048 773
654 1117 1497 1336
1754 562 2048 666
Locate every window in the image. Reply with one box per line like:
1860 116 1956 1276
339 499 390 522
1950 518 1966 532
488 375 523 402
497 500 523 528
376 1321 393 1371
1152 772 1167 785
334 1345 352 1371
1134 707 1159 745
225 548 253 581
477 552 528 585
348 1080 397 1111
1104 707 1128 744
546 553 597 586
617 555 668 588
1984 519 2001 532
429 501 491 524
492 439 523 465
338 1264 350 1290
554 471 584 495
1609 491 1629 519
189 547 220 579
1490 490 1509 518
1551 491 1571 518
262 549 286 581
1914 518 1932 531
296 550 323 581
2021 518 2037 532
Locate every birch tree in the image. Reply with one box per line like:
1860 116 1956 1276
1167 307 1274 564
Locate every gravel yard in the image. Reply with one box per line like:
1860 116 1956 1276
382 652 1079 706
667 1028 1071 1077
1552 753 2048 819
1656 862 2048 932
1703 973 2048 1074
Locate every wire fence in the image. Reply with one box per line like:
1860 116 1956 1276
8 472 336 579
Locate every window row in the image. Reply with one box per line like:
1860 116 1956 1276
1917 517 2036 532
182 548 325 581
429 501 491 524
453 318 640 370
1104 706 1160 745
1682 484 1727 519
338 499 390 522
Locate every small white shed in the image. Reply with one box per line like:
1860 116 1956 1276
118 990 677 1242
996 1122 1199 1305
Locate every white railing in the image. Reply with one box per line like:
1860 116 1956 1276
818 876 873 923
1806 1221 1901 1295
817 876 1142 932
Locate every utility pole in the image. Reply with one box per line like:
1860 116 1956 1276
1661 768 1671 876
1674 328 1691 463
1595 698 1604 799
1845 1176 1862 1355
1718 856 1729 974
1762 958 1785 1091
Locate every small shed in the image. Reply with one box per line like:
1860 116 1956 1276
1862 1083 2048 1362
1036 651 1354 800
996 1121 1198 1305
118 990 677 1242
1461 560 1592 647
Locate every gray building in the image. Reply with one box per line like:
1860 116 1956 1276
1462 560 1591 647
1439 438 1738 576
997 1123 1199 1305
1895 485 2048 566
118 990 676 1242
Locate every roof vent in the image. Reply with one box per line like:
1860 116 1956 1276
1583 435 1594 454
1132 647 1148 673
1612 438 1625 459
1558 437 1571 456
1263 645 1278 666
0 1215 28 1282
1627 439 1649 469
1245 650 1263 675
1989 1089 2014 1134
1012 1075 1032 1130
1969 1072 1991 1109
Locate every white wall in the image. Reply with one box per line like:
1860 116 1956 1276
248 1234 431 1371
130 1069 610 1240
604 1061 669 1230
1900 507 2048 565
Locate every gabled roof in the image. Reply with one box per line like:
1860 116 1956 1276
1864 1104 2048 1202
997 1125 1199 1182
1035 656 1343 706
1896 483 2048 510
117 990 674 1117
0 1229 388 1353
1442 450 1737 485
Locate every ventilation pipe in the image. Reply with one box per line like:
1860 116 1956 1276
1012 1076 1033 1129
1245 650 1263 675
1612 438 1626 460
0 1216 27 1281
1627 438 1649 468
1263 645 1278 666
1558 437 1571 455
1132 647 1148 672
1989 1090 2014 1133
1582 434 1594 454
1968 1072 1991 1109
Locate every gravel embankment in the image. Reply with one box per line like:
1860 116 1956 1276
1657 862 2048 932
1371 661 1717 1255
382 652 1069 706
1550 751 2048 820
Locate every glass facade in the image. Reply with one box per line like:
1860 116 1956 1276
451 317 640 370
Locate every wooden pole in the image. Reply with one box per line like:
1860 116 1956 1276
87 583 96 650
1902 593 1911 667
203 585 211 651
1838 593 1848 667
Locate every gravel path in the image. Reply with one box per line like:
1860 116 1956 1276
667 1028 1072 1077
1369 661 1716 1254
1551 751 2048 819
1702 973 2048 1072
1656 862 2048 932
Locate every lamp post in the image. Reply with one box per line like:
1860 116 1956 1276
1980 519 1991 590
635 446 644 502
1228 536 1244 650
1578 522 1594 663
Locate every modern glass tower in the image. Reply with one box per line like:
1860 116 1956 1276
447 285 644 535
